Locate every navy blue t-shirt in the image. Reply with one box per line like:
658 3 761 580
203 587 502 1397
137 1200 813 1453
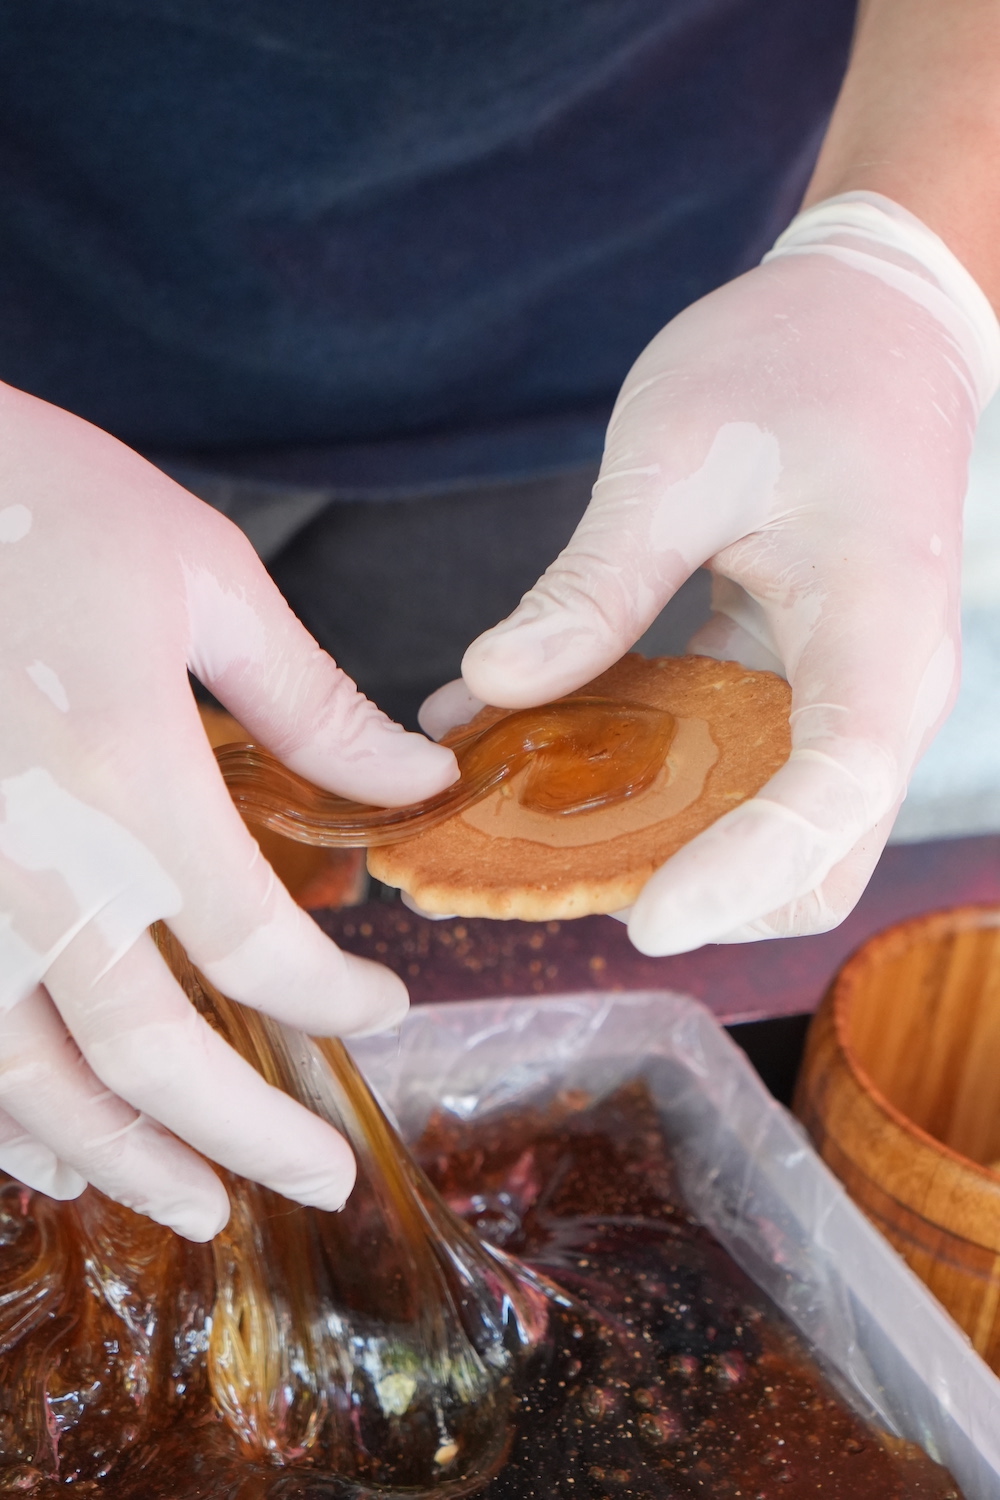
0 1 856 489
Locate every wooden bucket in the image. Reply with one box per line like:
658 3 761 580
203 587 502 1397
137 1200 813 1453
795 905 1000 1371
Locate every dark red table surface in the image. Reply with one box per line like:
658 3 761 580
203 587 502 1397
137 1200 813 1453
316 834 1000 1026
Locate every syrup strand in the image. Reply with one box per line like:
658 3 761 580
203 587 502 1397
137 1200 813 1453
154 924 549 1485
217 695 676 847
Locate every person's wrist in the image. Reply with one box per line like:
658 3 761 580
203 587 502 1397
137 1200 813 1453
763 190 1000 414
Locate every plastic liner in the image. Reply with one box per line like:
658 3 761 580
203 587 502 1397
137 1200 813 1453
350 990 1000 1500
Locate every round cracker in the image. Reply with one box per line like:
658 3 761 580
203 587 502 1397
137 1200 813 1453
368 654 791 920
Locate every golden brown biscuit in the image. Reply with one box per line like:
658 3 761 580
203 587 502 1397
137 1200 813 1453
368 654 791 920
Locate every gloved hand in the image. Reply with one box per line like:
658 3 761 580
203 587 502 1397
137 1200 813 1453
458 193 1000 955
0 383 458 1239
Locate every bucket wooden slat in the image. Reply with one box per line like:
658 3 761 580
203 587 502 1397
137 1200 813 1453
795 907 1000 1372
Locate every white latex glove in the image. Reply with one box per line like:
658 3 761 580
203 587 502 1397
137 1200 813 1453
0 383 457 1239
459 193 1000 956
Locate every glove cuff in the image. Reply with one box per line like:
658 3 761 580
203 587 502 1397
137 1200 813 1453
763 191 1000 411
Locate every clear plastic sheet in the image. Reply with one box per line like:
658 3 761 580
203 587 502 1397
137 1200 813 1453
351 989 1000 1500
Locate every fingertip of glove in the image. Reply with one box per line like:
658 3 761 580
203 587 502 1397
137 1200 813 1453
378 726 459 783
418 679 485 740
462 626 544 694
337 952 410 1037
347 728 459 806
626 890 712 957
48 1164 90 1200
284 1136 358 1214
462 623 596 708
279 701 459 807
0 1132 88 1200
154 1180 232 1242
399 889 457 921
